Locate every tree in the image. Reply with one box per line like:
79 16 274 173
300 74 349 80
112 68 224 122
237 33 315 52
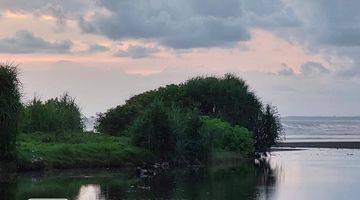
20 93 83 133
254 105 283 153
97 74 282 154
129 99 176 160
0 64 21 172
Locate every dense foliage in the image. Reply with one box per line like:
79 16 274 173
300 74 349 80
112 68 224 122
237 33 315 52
129 100 208 164
254 105 282 153
20 93 84 134
200 117 253 156
17 132 150 170
0 64 21 169
97 74 282 154
1 63 281 171
0 64 21 166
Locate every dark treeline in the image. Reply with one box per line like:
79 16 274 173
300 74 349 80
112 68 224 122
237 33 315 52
0 64 21 172
97 74 282 162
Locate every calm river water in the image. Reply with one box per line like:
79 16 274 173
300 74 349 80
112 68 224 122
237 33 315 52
2 117 360 199
1 148 360 200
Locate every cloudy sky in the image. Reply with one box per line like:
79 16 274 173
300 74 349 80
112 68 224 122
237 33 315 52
1 0 360 117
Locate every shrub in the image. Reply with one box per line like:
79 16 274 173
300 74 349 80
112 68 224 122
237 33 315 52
129 100 208 164
170 106 209 164
254 105 283 153
95 104 138 136
0 63 21 167
201 117 254 156
95 84 190 135
20 93 83 134
184 74 262 130
129 99 176 160
97 74 281 154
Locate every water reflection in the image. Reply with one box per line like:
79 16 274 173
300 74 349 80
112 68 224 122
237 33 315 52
268 148 360 200
0 160 278 200
76 184 104 200
0 175 17 200
4 148 360 199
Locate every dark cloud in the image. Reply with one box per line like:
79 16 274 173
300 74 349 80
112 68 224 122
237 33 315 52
40 3 67 31
85 44 109 54
4 0 360 52
114 45 159 59
300 62 330 77
0 0 89 30
0 0 87 15
0 30 72 54
78 0 295 49
337 66 360 79
282 1 360 47
278 64 294 76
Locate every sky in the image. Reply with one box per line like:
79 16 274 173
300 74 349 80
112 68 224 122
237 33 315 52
0 0 360 117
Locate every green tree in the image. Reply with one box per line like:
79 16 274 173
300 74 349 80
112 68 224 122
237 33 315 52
129 99 176 160
20 93 83 133
0 64 21 171
129 100 208 164
170 107 208 164
201 117 254 156
254 105 282 153
97 74 282 154
184 74 262 130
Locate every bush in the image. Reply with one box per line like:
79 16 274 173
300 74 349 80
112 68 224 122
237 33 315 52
129 99 176 160
129 100 208 164
184 74 263 131
20 93 83 134
95 104 138 136
254 105 283 153
97 74 282 154
96 84 189 135
170 106 209 164
0 63 21 168
201 117 254 156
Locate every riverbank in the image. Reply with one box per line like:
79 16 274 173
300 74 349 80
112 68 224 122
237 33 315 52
276 141 360 149
15 132 251 172
16 132 152 171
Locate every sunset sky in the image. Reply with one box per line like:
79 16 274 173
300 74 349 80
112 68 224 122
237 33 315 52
1 0 360 116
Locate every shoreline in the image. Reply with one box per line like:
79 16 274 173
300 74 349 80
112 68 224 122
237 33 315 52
276 141 360 149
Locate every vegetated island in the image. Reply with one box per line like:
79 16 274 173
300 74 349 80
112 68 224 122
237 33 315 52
0 63 282 173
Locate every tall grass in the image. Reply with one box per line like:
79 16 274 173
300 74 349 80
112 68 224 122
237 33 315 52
20 93 84 134
129 100 208 164
254 105 283 153
0 63 21 171
17 132 151 170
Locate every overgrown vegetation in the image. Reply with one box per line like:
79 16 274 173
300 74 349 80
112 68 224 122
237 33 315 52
0 63 21 172
17 132 151 170
129 100 209 164
200 117 254 156
20 93 83 134
97 74 282 157
254 105 282 153
1 64 281 171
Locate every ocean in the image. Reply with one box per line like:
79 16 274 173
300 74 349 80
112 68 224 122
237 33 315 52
282 116 360 142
